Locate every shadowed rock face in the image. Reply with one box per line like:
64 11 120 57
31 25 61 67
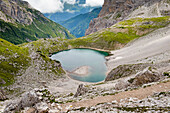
85 0 166 35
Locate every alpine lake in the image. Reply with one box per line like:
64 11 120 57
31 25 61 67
50 48 109 83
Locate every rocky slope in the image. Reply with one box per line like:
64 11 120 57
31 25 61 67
70 16 170 50
0 0 75 44
0 38 67 99
0 0 170 112
85 0 170 35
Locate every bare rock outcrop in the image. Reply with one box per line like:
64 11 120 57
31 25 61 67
0 0 47 25
105 63 150 81
74 84 88 97
85 0 170 35
131 67 161 86
4 91 40 113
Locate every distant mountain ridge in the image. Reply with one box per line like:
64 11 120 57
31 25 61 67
59 7 102 38
0 0 75 44
44 1 99 23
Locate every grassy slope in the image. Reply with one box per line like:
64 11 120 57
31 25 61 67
22 38 70 56
0 16 169 87
0 38 30 86
23 16 170 56
0 37 67 87
69 16 170 50
0 18 75 45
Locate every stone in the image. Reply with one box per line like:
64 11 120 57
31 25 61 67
20 91 40 108
36 92 43 96
114 80 129 90
35 102 49 113
26 107 37 113
4 90 40 113
105 64 149 81
48 109 59 113
131 67 161 86
74 84 88 97
112 100 118 104
3 100 22 113
0 78 6 85
0 90 7 101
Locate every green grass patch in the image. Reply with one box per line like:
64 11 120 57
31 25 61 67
69 16 169 50
0 38 31 86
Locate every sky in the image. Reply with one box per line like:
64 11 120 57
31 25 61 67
24 0 104 13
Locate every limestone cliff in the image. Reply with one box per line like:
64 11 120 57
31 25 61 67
0 0 35 24
85 0 170 35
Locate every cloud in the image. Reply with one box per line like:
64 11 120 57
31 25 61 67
23 0 104 13
24 0 64 13
63 0 76 4
86 0 104 7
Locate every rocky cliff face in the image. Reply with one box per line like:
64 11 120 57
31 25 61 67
85 0 170 35
0 0 36 24
0 0 75 44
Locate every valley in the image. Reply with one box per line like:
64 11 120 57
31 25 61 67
0 0 170 113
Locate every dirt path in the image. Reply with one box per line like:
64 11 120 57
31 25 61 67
62 81 170 110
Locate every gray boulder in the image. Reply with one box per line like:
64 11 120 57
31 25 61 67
20 91 40 108
4 91 40 113
74 84 87 97
131 67 161 86
3 100 22 113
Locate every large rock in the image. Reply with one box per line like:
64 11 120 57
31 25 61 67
4 91 40 113
20 91 40 108
4 100 22 113
105 64 149 81
35 102 49 113
131 67 161 86
74 84 88 97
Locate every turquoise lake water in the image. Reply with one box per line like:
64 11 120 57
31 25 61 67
50 49 109 82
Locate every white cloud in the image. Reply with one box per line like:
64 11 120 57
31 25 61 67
24 0 64 13
66 9 75 13
63 0 76 4
23 0 104 13
86 0 104 7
